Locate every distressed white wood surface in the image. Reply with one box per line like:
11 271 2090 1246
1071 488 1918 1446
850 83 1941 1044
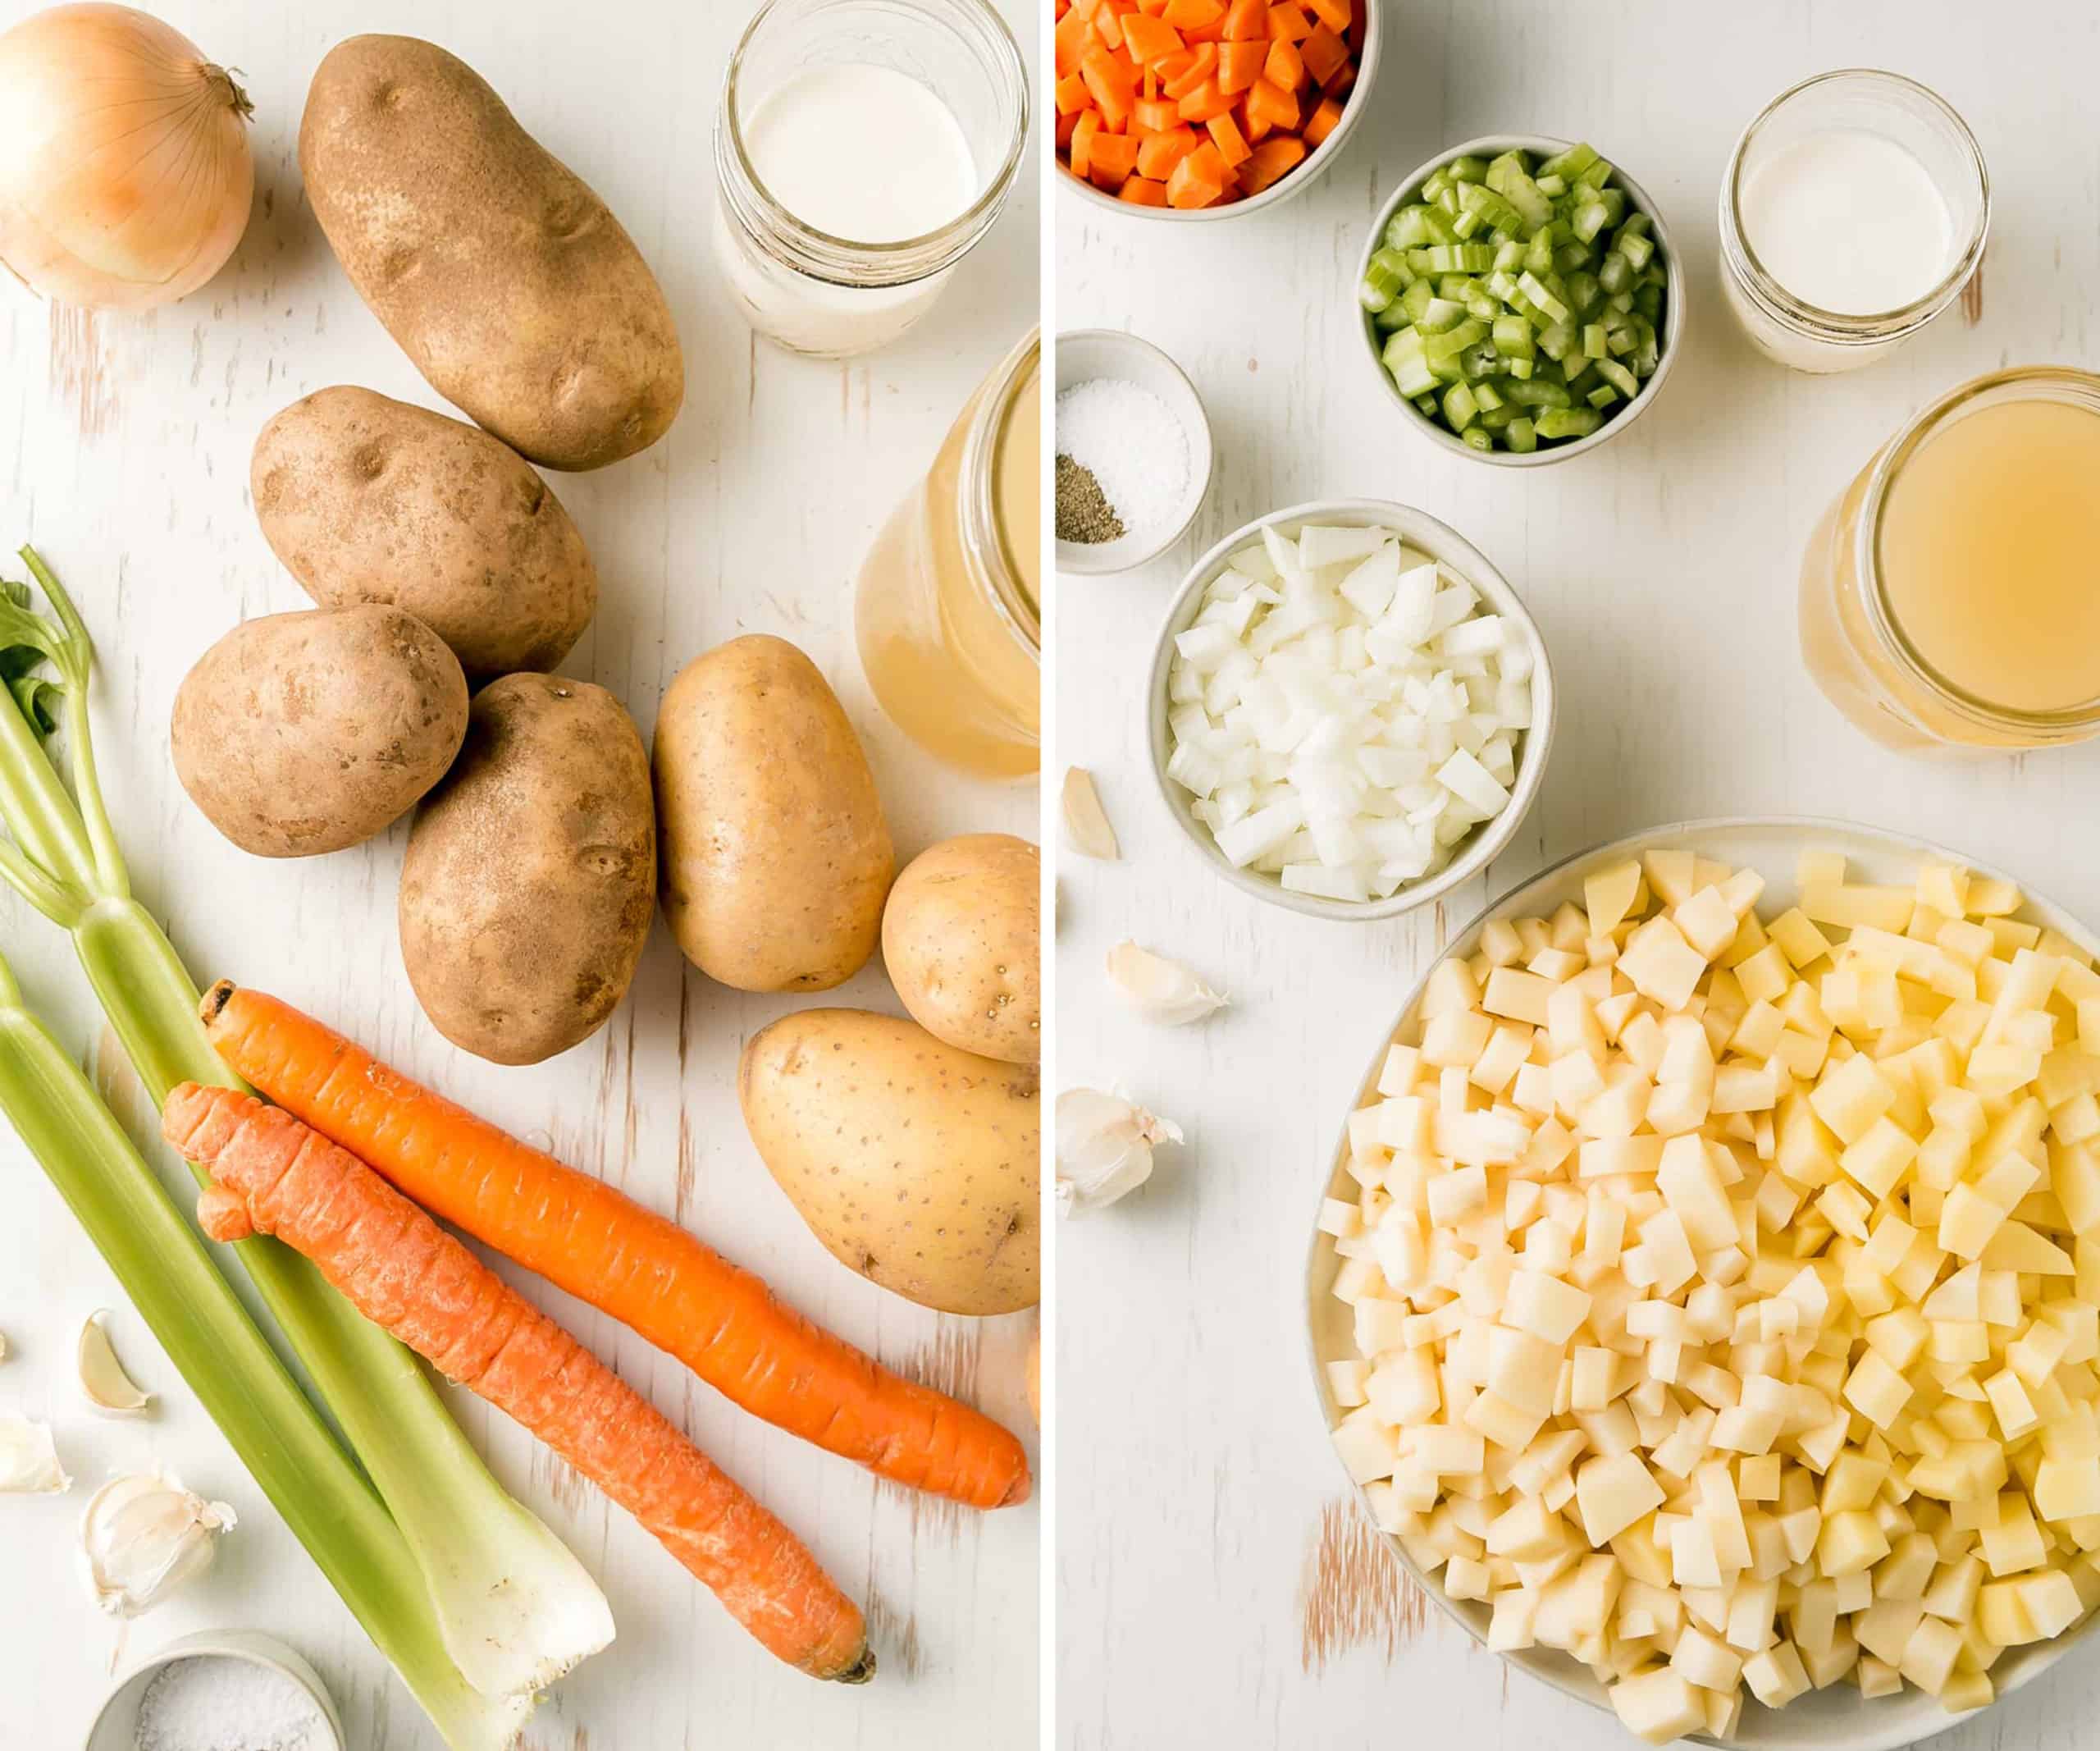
1054 3 2100 1747
0 2 1039 1745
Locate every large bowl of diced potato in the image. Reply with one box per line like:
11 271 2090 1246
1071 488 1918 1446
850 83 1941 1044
1304 817 2100 1749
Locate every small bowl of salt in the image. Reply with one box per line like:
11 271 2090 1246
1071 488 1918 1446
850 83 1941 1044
1055 329 1212 577
86 1630 344 1751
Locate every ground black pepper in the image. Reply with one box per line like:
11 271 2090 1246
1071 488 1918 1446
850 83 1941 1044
1055 453 1125 544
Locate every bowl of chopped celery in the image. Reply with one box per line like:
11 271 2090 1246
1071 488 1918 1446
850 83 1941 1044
1355 137 1684 465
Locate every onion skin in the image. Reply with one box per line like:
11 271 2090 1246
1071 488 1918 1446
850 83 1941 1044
0 4 255 310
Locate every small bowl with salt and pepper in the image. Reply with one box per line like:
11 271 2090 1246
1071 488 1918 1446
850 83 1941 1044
1054 329 1213 576
85 1629 346 1751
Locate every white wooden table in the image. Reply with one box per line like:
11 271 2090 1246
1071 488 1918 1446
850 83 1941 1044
1053 2 2100 1746
0 2 1039 1745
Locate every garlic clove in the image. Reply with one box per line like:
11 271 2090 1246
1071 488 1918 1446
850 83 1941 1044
0 1413 68 1493
1061 766 1121 861
1056 1087 1184 1216
77 1310 153 1416
80 1468 235 1616
1106 941 1227 1026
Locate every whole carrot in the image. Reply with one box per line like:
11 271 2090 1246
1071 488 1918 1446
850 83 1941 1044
198 981 1030 1510
163 1082 874 1684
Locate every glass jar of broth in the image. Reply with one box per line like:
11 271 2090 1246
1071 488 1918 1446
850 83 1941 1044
1800 366 2100 750
855 328 1039 779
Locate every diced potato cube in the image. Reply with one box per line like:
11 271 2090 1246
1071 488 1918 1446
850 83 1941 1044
1742 1639 1812 1707
1609 1666 1705 1744
1577 1451 1666 1547
1810 1053 1897 1145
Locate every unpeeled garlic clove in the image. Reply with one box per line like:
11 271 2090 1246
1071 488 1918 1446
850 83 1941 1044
1106 941 1226 1026
0 1413 68 1493
1057 1088 1183 1215
1061 767 1121 861
80 1469 236 1616
77 1311 152 1416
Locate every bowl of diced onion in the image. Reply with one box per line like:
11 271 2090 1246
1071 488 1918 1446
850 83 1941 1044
1147 499 1553 920
1354 135 1685 465
1303 817 2100 1749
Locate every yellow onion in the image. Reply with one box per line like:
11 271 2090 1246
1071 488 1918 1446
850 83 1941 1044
0 3 254 310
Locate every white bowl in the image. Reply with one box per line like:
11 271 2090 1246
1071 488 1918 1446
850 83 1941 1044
1355 135 1687 467
1302 816 2100 1749
1057 0 1380 224
1056 328 1214 575
85 1628 346 1751
1145 497 1555 920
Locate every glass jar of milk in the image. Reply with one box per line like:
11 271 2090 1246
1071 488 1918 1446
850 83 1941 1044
1719 71 1988 373
714 0 1028 358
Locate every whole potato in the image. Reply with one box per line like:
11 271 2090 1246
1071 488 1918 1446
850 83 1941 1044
740 1009 1039 1316
399 673 655 1064
172 605 466 857
882 834 1039 1064
252 386 598 679
653 635 893 993
300 35 682 471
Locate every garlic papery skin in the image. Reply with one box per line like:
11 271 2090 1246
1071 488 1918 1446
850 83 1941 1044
80 1469 235 1616
77 1311 153 1416
1057 1089 1183 1215
0 1413 67 1493
1106 941 1227 1026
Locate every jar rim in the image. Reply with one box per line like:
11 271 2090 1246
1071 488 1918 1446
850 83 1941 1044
961 327 1041 656
1856 365 2100 732
718 0 1029 289
1719 68 1989 345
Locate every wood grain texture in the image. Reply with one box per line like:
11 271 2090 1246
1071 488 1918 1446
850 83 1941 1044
1053 2 2100 1746
0 1 1039 1745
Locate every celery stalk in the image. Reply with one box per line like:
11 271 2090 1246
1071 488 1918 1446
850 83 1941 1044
0 551 613 1730
0 952 530 1751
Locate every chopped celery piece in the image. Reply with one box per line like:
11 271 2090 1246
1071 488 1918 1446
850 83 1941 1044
1370 140 1666 450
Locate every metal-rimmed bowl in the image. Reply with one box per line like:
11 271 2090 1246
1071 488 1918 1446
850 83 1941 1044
1355 135 1687 467
1057 1 1381 224
1056 329 1214 575
85 1628 347 1751
1145 497 1555 921
1302 816 2100 1749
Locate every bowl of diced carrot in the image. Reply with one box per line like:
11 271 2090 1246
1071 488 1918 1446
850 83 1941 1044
1052 0 1376 217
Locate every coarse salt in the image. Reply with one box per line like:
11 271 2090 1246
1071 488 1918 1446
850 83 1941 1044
1055 377 1190 545
135 1655 326 1751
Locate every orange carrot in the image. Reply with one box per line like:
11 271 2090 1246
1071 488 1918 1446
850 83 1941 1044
1263 34 1303 89
1071 107 1098 177
1119 174 1168 205
1162 0 1223 25
1176 77 1236 122
1221 0 1267 37
1088 130 1140 187
1217 37 1267 92
164 1083 873 1683
1207 110 1252 167
1299 17 1346 81
1267 0 1312 38
1302 92 1344 146
1054 3 1090 71
1305 0 1349 30
1166 138 1228 206
1055 71 1092 112
198 983 1033 1512
1133 95 1179 130
1239 133 1306 193
1120 11 1183 62
1135 124 1198 178
1243 72 1299 130
1161 39 1216 96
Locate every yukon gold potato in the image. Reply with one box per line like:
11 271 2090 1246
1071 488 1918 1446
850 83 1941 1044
171 605 466 857
654 635 893 993
252 386 598 678
299 35 682 470
1320 845 2100 1743
740 1009 1039 1315
882 834 1040 1064
399 674 655 1065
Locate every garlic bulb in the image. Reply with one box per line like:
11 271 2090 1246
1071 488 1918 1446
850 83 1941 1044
1106 941 1227 1026
1057 1089 1183 1215
80 1469 235 1616
1061 766 1121 860
0 1413 67 1493
77 1311 153 1415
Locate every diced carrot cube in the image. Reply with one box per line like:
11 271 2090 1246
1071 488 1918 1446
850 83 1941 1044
1155 46 1197 83
1134 0 1171 12
1120 175 1169 206
1306 0 1350 31
1055 71 1091 114
1135 124 1198 177
1121 11 1185 62
1070 110 1098 179
1089 130 1140 189
1241 103 1271 142
1160 41 1217 98
1267 2 1312 39
1222 0 1268 37
1217 39 1267 92
1321 57 1355 97
1206 111 1252 167
1263 37 1303 89
1071 0 1105 16
1166 139 1228 207
1134 97 1178 130
1056 107 1080 148
1176 78 1236 122
1242 75 1298 131
1302 94 1344 146
1054 4 1091 74
1162 0 1225 29
1093 2 1125 48
1238 134 1306 194
1081 48 1137 126
1299 20 1346 82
